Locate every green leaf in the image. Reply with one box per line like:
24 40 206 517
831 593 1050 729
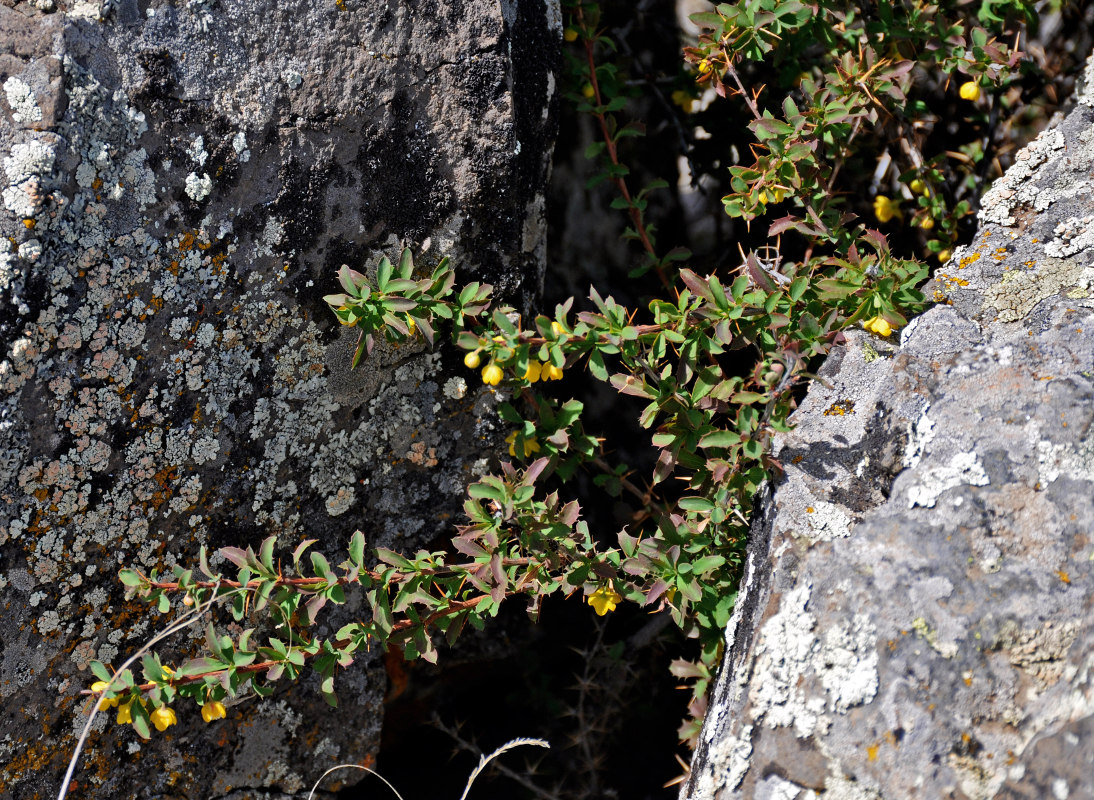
376 256 393 291
90 661 113 683
348 531 366 567
677 496 715 513
118 569 143 587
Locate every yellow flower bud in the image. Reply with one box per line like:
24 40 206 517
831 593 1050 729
551 321 566 337
758 191 768 205
919 216 935 230
201 701 227 723
937 249 952 263
464 350 482 369
698 59 712 74
959 81 981 101
481 363 504 386
863 316 893 337
910 179 927 195
150 706 177 732
582 83 595 100
563 27 579 42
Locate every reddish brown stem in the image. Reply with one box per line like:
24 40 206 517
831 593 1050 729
576 5 669 289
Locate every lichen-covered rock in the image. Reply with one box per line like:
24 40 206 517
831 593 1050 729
684 52 1094 800
0 0 559 796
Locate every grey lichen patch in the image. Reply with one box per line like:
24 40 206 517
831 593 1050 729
905 451 990 508
978 127 1067 227
746 583 879 738
693 724 754 796
981 256 1086 322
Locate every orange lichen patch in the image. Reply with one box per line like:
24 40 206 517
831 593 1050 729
823 399 855 416
91 177 103 190
958 252 981 270
866 743 879 762
791 454 804 464
1057 570 1071 584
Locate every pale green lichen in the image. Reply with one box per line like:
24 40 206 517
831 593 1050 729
982 256 1084 323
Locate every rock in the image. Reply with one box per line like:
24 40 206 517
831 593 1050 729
0 1 559 797
684 50 1094 800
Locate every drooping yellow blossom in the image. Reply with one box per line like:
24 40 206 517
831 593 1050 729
909 178 927 195
117 699 139 725
506 432 541 458
937 249 952 263
551 321 566 337
91 681 119 710
521 360 542 383
201 701 227 723
542 362 564 381
698 59 712 74
873 195 900 224
150 706 177 732
464 350 482 369
863 316 893 337
959 81 981 101
582 83 595 100
919 216 935 230
481 363 504 386
588 586 622 616
563 27 579 42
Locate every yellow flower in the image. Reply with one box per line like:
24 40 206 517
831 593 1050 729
160 665 174 677
588 586 622 616
91 681 118 710
563 27 578 42
481 363 504 386
464 350 482 369
873 195 900 224
201 701 227 723
150 706 177 732
582 83 595 100
959 81 981 101
863 316 893 337
117 699 140 725
551 321 566 337
521 360 542 383
698 59 712 74
405 316 417 334
909 178 927 195
506 432 541 458
542 362 564 381
937 248 952 263
758 190 768 205
919 216 935 230
671 89 696 112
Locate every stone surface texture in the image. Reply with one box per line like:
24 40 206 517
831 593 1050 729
684 53 1094 800
0 0 559 797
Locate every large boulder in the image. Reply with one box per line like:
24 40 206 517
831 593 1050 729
0 0 559 797
684 53 1094 800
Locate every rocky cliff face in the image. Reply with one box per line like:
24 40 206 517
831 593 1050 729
684 53 1094 800
0 1 559 797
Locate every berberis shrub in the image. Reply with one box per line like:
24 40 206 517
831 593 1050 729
83 0 1057 770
